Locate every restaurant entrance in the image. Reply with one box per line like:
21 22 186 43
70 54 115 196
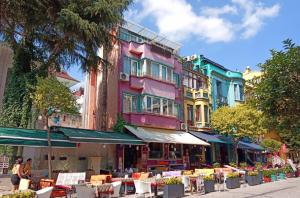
124 145 141 171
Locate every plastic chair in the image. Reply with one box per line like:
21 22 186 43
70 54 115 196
19 178 31 190
182 176 191 192
110 181 122 198
36 187 53 198
75 184 96 198
134 180 152 198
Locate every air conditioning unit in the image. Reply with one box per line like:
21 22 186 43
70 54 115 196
180 123 187 130
190 54 198 61
119 72 129 81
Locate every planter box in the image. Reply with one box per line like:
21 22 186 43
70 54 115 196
163 184 184 198
263 177 271 183
226 177 240 189
247 175 260 186
279 173 286 180
204 180 215 193
271 174 277 182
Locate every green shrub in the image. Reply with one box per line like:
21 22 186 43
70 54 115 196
284 165 293 174
213 162 221 168
0 190 36 198
227 172 240 178
229 162 237 168
165 177 183 185
239 162 247 169
248 171 259 176
262 169 272 178
203 175 214 181
255 162 263 171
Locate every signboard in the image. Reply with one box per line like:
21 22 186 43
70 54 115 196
56 172 86 186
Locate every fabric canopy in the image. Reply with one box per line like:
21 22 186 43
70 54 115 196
238 141 264 151
54 127 144 145
125 125 210 146
0 127 75 148
189 131 230 144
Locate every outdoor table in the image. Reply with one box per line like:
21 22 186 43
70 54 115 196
87 183 113 198
111 177 134 194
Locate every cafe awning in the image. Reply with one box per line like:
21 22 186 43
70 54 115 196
54 127 144 145
189 131 230 144
238 141 264 151
124 125 210 146
0 127 75 148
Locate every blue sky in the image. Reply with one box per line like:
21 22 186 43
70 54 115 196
68 0 300 81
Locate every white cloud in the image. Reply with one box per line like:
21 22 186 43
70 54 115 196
125 0 280 43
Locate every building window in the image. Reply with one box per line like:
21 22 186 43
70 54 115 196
204 105 209 123
123 93 137 113
195 105 201 122
169 144 182 159
187 105 194 126
203 92 208 98
142 95 176 117
173 73 180 87
123 56 131 74
123 56 140 76
131 60 139 76
152 97 161 114
151 62 160 79
162 99 168 115
216 80 222 97
149 143 163 159
186 91 193 98
167 67 172 82
239 85 244 100
234 84 239 100
183 71 207 91
161 66 167 81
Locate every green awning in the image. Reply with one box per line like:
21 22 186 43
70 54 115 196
0 127 75 148
54 127 144 145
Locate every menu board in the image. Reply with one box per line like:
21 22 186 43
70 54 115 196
56 172 86 185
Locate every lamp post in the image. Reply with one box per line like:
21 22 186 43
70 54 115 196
46 107 60 179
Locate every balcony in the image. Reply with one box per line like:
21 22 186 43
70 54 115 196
195 91 209 100
188 122 211 131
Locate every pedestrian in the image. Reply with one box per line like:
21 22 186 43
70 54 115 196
23 158 32 179
10 157 24 190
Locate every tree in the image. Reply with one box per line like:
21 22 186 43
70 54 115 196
211 104 267 164
260 139 282 153
32 77 77 178
253 39 300 148
0 0 132 129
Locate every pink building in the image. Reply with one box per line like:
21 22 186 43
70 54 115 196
85 21 209 172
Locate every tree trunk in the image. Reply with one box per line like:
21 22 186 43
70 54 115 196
46 115 52 179
100 51 108 131
234 141 239 165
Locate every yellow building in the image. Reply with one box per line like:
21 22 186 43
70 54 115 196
243 66 263 101
182 61 212 132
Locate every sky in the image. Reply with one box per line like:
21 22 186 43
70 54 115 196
68 0 300 82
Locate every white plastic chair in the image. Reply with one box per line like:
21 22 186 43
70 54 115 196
182 176 190 192
75 184 96 198
110 181 122 198
36 187 53 198
134 180 152 198
19 178 30 190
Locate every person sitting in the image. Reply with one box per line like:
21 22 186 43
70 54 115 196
11 157 24 190
23 158 32 179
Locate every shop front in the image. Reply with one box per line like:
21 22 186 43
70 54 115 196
120 125 210 172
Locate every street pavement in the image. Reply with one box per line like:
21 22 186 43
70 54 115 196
188 177 300 198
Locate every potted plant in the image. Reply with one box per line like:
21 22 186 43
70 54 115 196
229 162 237 168
203 175 215 193
247 171 260 186
226 172 240 189
239 162 247 170
255 162 263 183
284 165 294 178
213 162 221 168
163 177 184 198
270 169 278 182
262 169 271 183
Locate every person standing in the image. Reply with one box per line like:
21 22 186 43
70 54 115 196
11 157 24 190
23 158 32 179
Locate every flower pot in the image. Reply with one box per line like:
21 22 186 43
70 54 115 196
258 171 263 184
279 173 286 180
263 177 271 183
204 180 215 193
271 174 277 182
226 177 240 189
247 175 260 186
163 184 184 198
286 173 293 178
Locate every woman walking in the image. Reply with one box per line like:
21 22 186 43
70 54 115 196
10 157 24 190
